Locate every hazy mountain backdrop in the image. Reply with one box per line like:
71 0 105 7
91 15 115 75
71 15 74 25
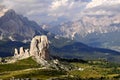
0 10 120 63
42 15 120 52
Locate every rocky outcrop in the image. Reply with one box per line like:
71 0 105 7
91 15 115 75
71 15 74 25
30 35 50 60
12 35 50 65
19 47 25 55
14 48 19 56
9 47 30 63
4 35 71 70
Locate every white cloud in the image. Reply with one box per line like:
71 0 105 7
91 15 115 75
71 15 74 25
86 0 120 9
0 0 120 23
86 0 104 8
0 0 88 23
1 0 52 23
49 0 87 20
83 0 120 17
82 10 112 16
0 8 8 17
0 3 8 17
50 0 68 10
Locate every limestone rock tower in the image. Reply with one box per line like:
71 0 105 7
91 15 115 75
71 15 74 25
30 35 50 60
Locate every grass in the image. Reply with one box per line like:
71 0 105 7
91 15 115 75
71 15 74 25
70 62 102 78
0 57 67 79
0 57 40 73
14 69 66 79
0 69 66 79
15 57 39 65
69 60 120 79
0 58 120 80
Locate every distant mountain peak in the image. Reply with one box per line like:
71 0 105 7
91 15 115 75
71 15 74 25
2 9 19 20
5 9 16 14
0 9 47 41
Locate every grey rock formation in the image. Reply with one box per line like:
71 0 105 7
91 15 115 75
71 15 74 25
14 48 19 56
13 47 30 61
25 49 30 56
30 37 38 56
12 35 50 64
5 35 71 71
30 35 50 60
19 47 25 55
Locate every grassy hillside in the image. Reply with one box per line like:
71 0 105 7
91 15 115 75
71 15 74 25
69 60 120 80
0 58 120 80
0 57 40 73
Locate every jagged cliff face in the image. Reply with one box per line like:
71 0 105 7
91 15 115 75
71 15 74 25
0 10 47 42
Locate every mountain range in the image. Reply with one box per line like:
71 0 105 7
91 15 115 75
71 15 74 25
0 9 120 63
0 10 47 42
43 15 120 52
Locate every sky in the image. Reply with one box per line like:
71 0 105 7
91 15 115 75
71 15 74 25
0 0 120 24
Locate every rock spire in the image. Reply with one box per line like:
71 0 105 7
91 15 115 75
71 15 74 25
13 35 50 61
30 35 50 60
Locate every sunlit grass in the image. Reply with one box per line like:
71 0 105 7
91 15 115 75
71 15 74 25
0 58 120 80
69 60 120 79
0 69 66 79
0 57 40 73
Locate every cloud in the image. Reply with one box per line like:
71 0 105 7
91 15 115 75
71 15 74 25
1 0 52 23
49 0 88 21
86 0 120 9
82 10 113 16
2 0 50 14
50 0 68 10
0 0 88 23
0 0 120 23
86 0 104 9
50 0 87 11
84 0 120 16
0 3 8 17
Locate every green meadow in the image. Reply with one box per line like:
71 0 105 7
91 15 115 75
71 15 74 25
0 58 120 80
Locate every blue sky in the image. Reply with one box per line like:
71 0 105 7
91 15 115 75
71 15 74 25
0 0 120 24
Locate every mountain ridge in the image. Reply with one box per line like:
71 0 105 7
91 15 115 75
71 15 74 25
43 15 120 51
0 9 47 42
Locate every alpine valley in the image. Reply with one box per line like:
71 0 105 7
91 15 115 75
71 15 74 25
0 10 119 61
0 9 120 80
0 0 120 79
